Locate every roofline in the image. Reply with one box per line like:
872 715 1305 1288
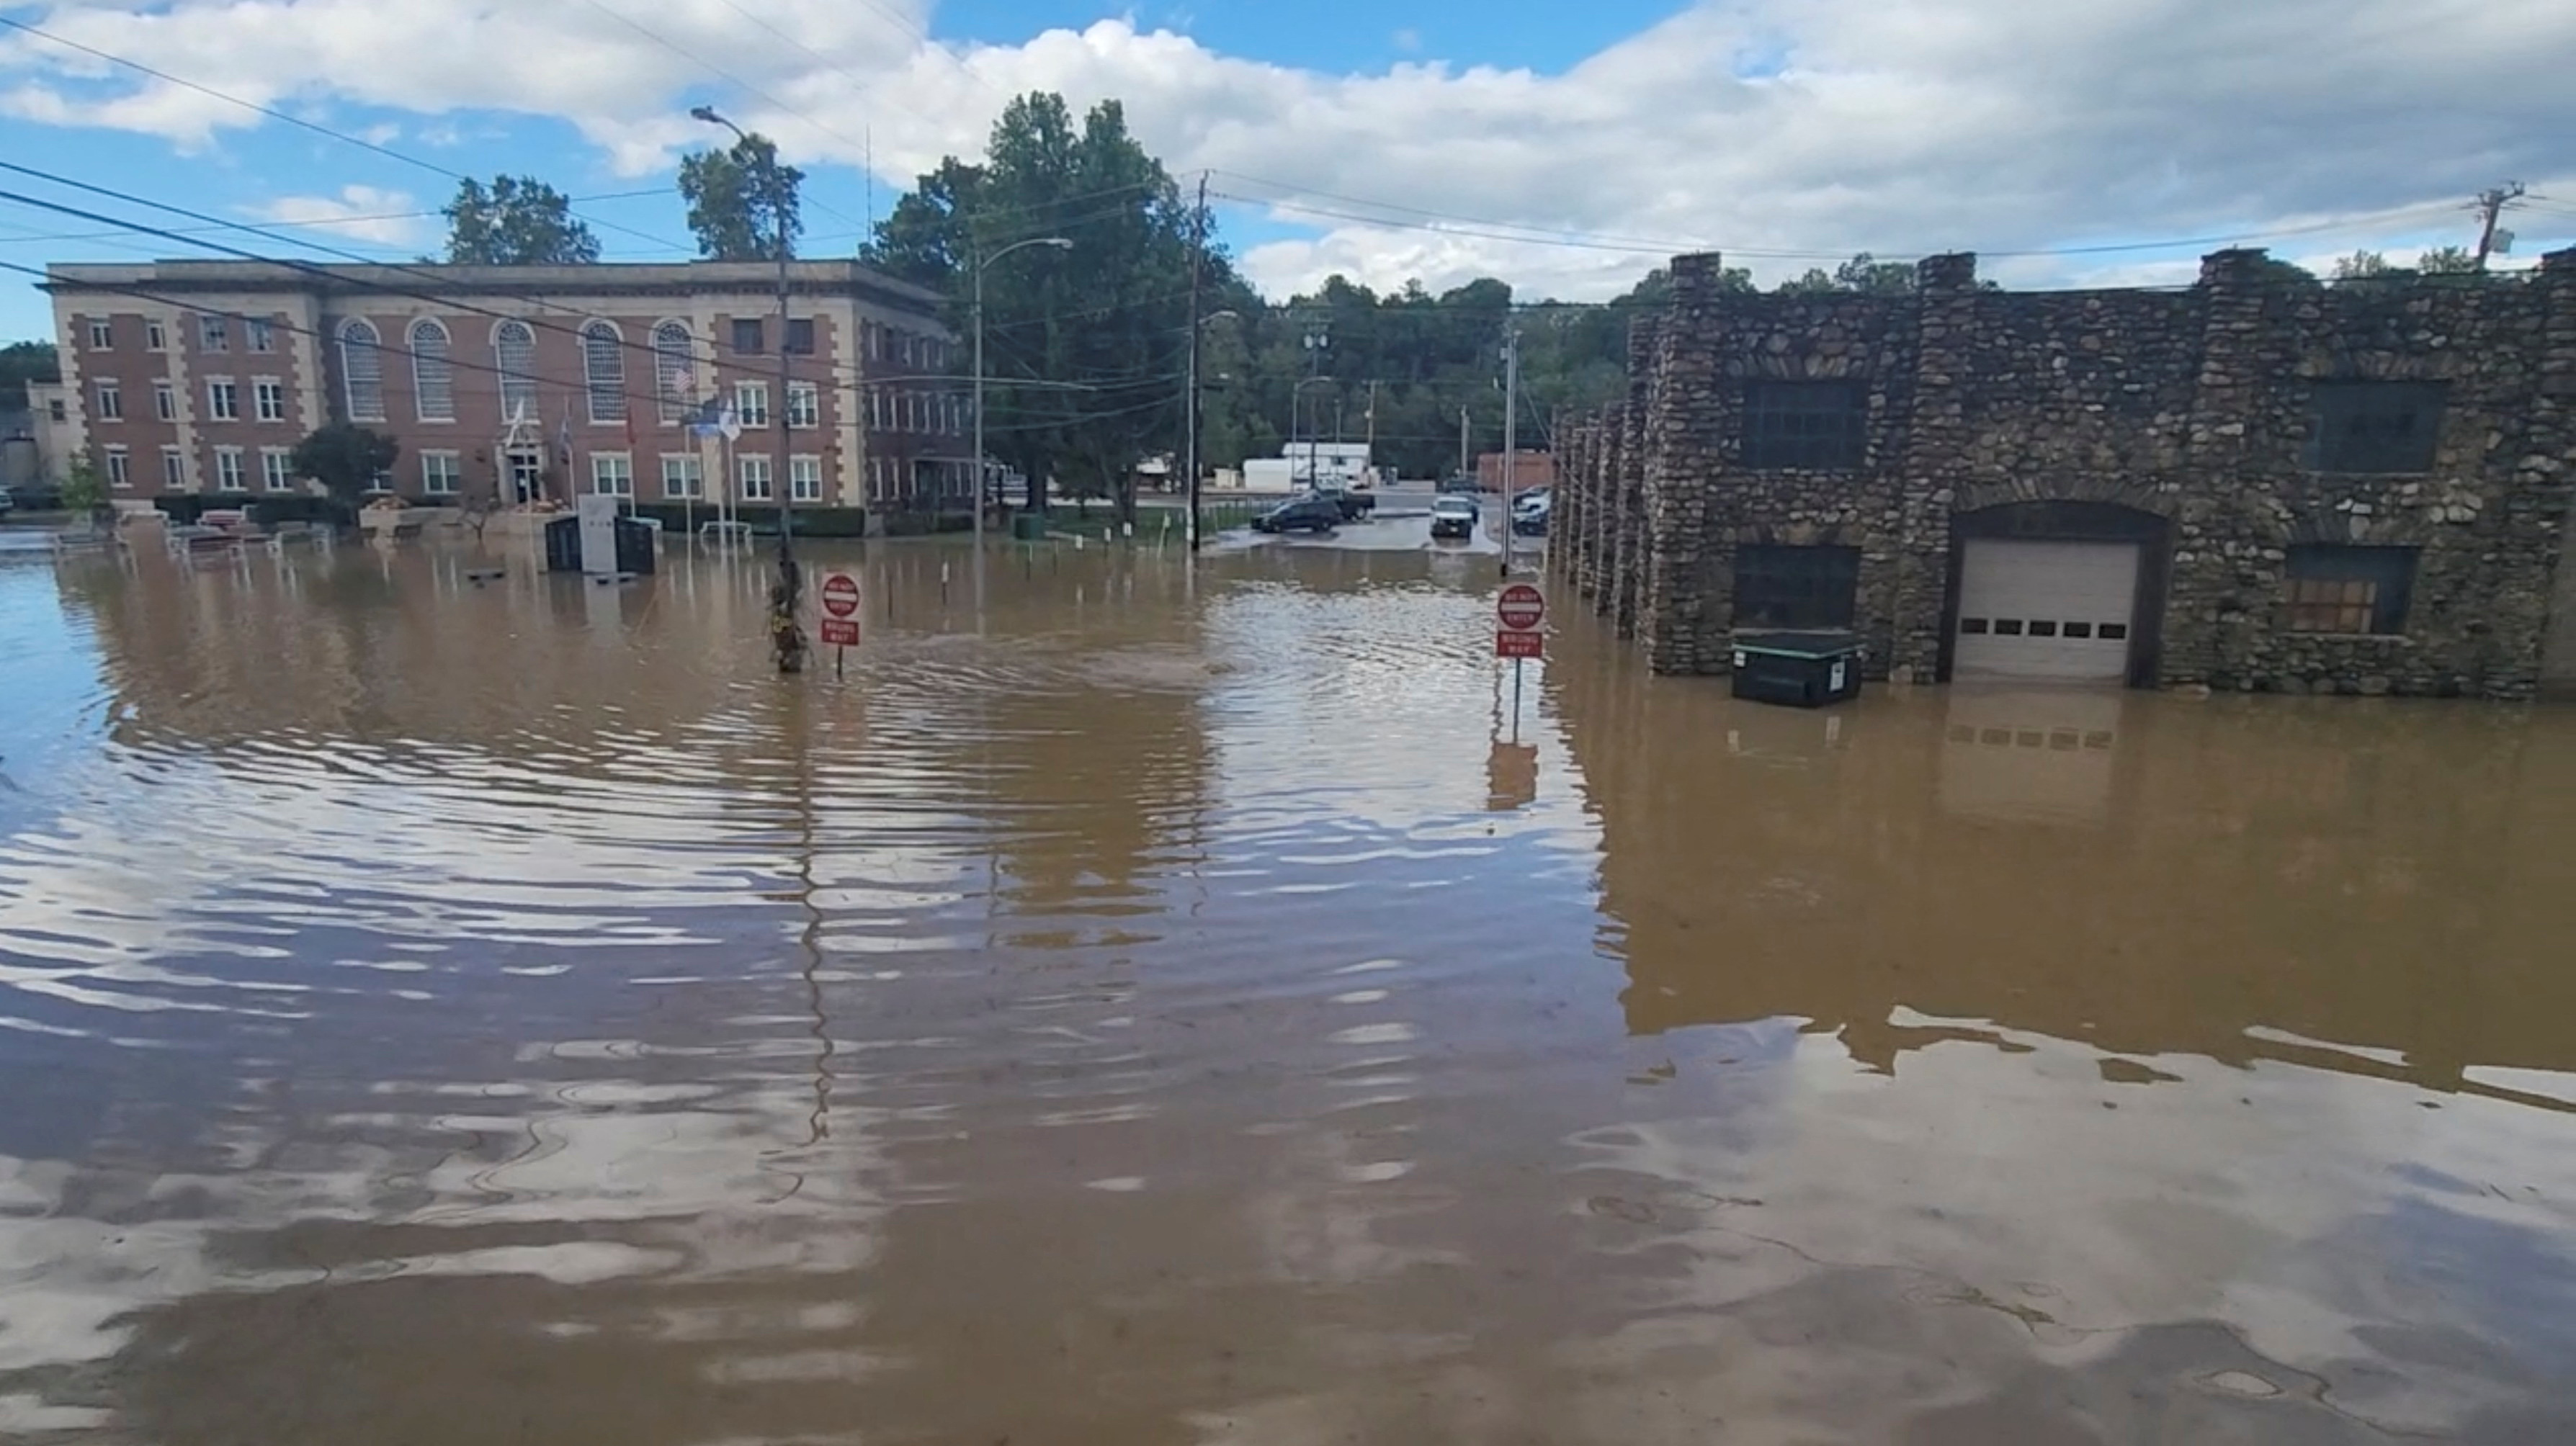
42 258 949 315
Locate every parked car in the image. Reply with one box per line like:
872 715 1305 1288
1436 474 1482 495
1251 494 1343 534
1429 495 1480 539
0 487 14 519
1309 485 1378 521
1512 487 1551 516
1511 496 1551 536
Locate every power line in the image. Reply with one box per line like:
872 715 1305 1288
0 14 692 259
0 188 671 250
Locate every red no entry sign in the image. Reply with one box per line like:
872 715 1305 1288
1497 583 1546 632
820 571 862 619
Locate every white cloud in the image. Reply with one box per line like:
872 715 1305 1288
243 184 425 246
2 0 2573 298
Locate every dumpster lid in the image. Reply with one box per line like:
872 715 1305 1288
1732 629 1864 659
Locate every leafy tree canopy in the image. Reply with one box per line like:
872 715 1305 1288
680 134 804 261
290 421 401 503
442 176 601 265
0 339 59 411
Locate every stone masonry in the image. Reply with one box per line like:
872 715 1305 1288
1549 246 2576 699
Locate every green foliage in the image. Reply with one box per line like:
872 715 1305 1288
1774 253 1915 296
679 135 804 261
0 339 59 410
290 421 401 503
60 456 105 513
2416 245 2481 275
865 91 1218 521
2331 249 2396 281
442 176 601 264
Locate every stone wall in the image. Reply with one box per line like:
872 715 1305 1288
1552 245 2576 699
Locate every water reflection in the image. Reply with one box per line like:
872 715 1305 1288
0 532 2572 1442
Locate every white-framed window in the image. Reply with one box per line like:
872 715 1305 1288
145 319 166 351
660 454 702 499
652 320 694 423
246 318 274 353
494 320 538 421
421 450 461 495
105 445 130 488
86 317 112 350
93 380 121 421
198 314 228 352
338 318 384 421
590 452 633 496
153 381 175 421
738 454 772 500
411 319 455 421
160 446 186 489
213 446 246 492
734 381 769 428
254 378 286 423
261 448 294 493
790 454 823 502
581 320 626 423
207 378 238 422
787 381 819 428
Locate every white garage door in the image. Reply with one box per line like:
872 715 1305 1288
1954 539 2140 681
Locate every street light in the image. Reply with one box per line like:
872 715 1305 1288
1186 307 1238 551
973 236 1073 554
692 105 802 673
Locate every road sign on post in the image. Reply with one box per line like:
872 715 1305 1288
818 569 862 652
1495 582 1545 658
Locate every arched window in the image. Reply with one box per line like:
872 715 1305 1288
581 320 625 423
493 320 537 423
651 320 694 423
338 319 383 421
409 318 454 421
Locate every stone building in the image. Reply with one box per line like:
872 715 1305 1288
1554 248 2576 699
39 260 966 519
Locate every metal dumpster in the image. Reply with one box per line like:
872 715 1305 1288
1730 630 1864 708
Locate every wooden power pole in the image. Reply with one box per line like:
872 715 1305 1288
2474 182 2526 271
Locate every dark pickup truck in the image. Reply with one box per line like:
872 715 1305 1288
1309 486 1377 522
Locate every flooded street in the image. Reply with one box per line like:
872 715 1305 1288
4 529 2576 1444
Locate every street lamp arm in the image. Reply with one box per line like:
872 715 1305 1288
980 235 1074 273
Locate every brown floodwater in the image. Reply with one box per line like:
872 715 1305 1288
2 526 2575 1444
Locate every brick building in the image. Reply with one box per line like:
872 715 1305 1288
40 259 967 518
1554 247 2576 699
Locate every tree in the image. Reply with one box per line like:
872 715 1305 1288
442 176 601 264
0 339 58 411
2331 249 2397 281
679 134 804 261
60 455 105 515
290 421 401 506
2416 245 2481 275
1774 253 1914 295
866 92 1220 525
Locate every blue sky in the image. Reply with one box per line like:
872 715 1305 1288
2 0 2572 343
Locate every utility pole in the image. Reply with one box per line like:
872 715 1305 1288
691 104 803 673
2474 181 2526 271
1186 172 1206 551
1499 323 1519 579
1459 406 1470 481
1302 328 1328 490
1364 379 1378 485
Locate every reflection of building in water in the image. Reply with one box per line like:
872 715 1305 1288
1547 620 2576 1090
1937 686 2126 827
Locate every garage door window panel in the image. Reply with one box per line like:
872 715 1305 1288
1733 544 1860 629
1743 383 1866 470
2285 545 2415 634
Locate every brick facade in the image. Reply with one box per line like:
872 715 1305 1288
1552 248 2576 700
43 261 965 516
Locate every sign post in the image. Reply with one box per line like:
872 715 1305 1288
818 568 862 677
1495 582 1545 742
